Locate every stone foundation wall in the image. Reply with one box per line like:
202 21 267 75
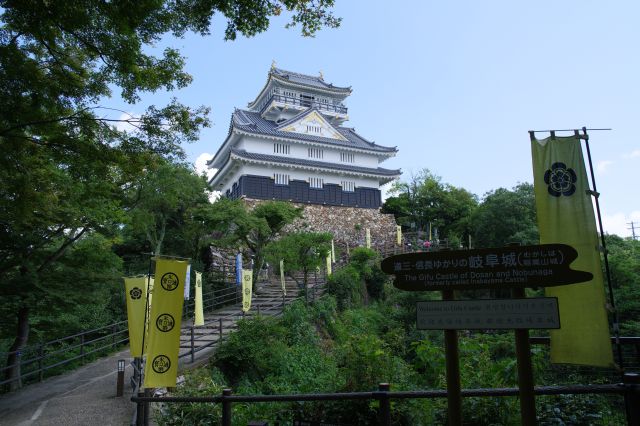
243 198 399 254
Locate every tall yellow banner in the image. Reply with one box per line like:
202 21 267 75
194 271 204 326
531 134 613 367
326 254 332 276
331 239 336 263
242 269 252 313
124 277 147 357
280 259 286 296
365 228 371 249
144 258 189 388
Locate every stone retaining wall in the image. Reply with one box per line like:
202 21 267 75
243 198 399 254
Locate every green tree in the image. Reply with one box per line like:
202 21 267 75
605 235 640 335
470 183 538 248
0 0 339 389
383 169 478 245
265 232 332 301
204 199 303 290
125 160 211 256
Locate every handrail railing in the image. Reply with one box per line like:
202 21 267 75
132 377 640 426
262 94 348 115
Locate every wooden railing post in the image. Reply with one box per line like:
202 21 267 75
222 388 233 426
624 373 640 426
377 383 391 426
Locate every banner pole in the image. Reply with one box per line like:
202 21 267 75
138 254 154 389
580 127 624 371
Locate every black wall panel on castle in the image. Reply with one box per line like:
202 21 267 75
227 175 382 209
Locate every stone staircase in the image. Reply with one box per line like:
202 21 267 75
177 271 325 365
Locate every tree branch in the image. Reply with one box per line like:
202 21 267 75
36 227 88 273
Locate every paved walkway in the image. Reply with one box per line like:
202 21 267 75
0 276 314 425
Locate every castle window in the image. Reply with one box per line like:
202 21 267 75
341 181 355 192
309 177 324 189
284 90 296 98
273 143 290 154
306 125 322 134
340 152 354 163
308 147 324 159
274 173 289 185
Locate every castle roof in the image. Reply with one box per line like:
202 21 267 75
207 109 397 169
270 67 352 92
209 148 401 187
248 67 352 109
234 109 395 152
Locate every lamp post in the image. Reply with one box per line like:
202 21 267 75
116 359 125 397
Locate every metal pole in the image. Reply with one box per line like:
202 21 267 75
222 388 233 426
190 327 195 363
581 127 624 371
512 288 536 426
377 383 391 426
442 289 462 426
139 255 154 389
80 334 85 364
38 345 44 382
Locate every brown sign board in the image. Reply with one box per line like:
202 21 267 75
381 244 592 291
416 298 560 330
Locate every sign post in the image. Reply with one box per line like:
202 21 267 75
442 289 462 426
382 244 591 426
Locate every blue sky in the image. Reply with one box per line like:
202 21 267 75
112 1 640 238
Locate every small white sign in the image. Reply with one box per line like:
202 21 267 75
416 298 560 330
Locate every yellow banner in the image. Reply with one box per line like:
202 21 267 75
396 225 402 246
531 134 613 367
326 254 332 276
144 258 189 388
366 228 371 248
194 271 204 326
331 239 336 263
124 277 147 357
242 269 252 313
280 259 286 296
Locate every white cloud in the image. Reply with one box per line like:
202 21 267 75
622 149 640 159
194 153 216 180
113 112 140 133
602 210 640 238
194 153 220 203
596 160 613 174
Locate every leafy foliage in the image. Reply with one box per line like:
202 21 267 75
0 0 339 388
265 231 332 299
325 248 388 310
383 169 478 246
470 183 539 248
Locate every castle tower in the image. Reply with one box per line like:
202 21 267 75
207 67 401 208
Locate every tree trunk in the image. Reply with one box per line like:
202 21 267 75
252 252 265 292
4 306 29 391
303 269 308 304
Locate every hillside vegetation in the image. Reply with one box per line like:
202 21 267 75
159 248 629 425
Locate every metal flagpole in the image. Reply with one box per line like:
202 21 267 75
139 254 154 388
579 127 624 372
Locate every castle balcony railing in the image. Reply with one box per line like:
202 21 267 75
261 94 348 115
